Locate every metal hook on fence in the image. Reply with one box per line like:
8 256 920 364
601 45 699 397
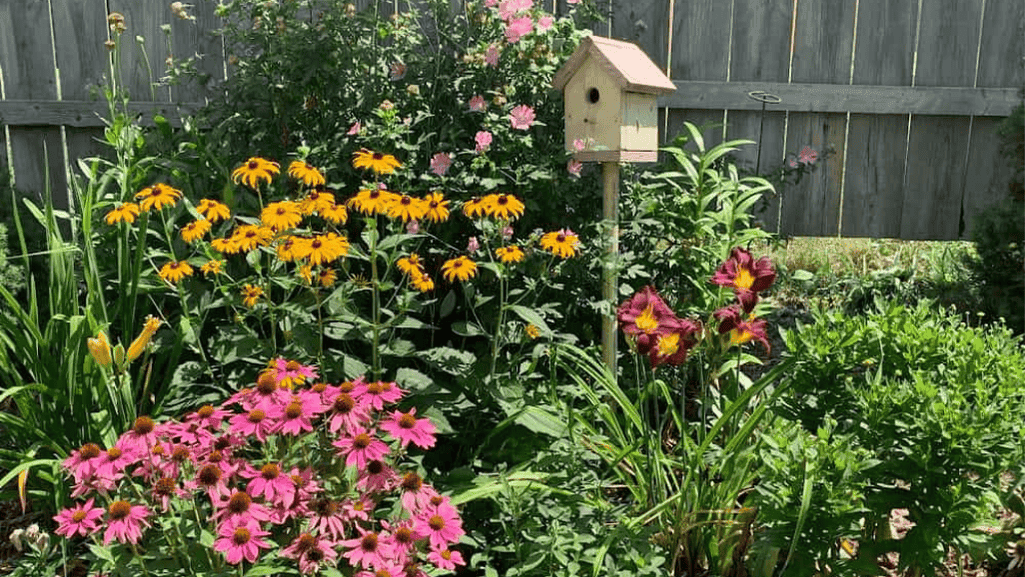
748 91 781 176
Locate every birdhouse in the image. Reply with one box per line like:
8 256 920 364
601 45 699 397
552 36 676 162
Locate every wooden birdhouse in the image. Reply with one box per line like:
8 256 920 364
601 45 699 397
552 36 676 162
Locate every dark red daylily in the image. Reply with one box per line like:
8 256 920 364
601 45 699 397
647 320 702 369
713 305 771 355
617 286 689 355
710 248 776 312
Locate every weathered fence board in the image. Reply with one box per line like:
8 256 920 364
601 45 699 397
841 0 918 238
1 0 1021 240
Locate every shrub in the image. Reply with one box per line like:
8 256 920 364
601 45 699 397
757 298 1025 575
970 197 1025 335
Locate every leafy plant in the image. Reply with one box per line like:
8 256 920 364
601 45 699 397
969 197 1025 335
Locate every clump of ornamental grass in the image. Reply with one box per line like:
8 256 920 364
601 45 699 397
54 357 466 576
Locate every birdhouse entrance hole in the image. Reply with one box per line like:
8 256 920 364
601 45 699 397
587 87 600 103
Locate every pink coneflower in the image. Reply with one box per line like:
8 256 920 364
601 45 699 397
53 498 105 538
189 463 229 498
341 528 396 570
355 562 406 577
356 459 398 493
429 152 452 176
265 358 319 389
308 498 348 539
240 462 295 508
415 500 464 550
103 500 150 545
115 416 161 455
333 428 390 470
341 495 376 524
428 547 467 571
798 145 818 165
380 408 437 449
214 519 272 564
151 476 187 512
352 380 406 411
485 44 499 67
398 471 438 513
327 392 371 435
504 15 533 43
468 94 486 112
164 419 217 446
281 533 339 575
270 393 323 436
474 130 492 153
242 371 292 411
63 443 103 482
509 104 535 130
380 519 423 564
213 489 274 527
93 446 141 481
185 404 231 430
229 408 277 442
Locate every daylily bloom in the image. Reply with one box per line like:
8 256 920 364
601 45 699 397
713 305 771 354
710 247 776 311
617 286 687 355
648 320 702 368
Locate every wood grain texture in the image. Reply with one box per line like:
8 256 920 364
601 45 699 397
107 0 173 102
666 0 731 148
169 0 226 102
902 0 983 239
0 100 203 127
658 82 1020 116
727 0 793 234
50 0 108 101
609 0 668 70
842 0 917 238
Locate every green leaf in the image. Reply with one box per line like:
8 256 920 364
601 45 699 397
417 346 475 376
506 304 551 335
89 542 115 564
514 405 568 438
395 367 432 390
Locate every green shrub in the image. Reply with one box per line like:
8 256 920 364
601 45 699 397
970 197 1025 334
757 299 1025 575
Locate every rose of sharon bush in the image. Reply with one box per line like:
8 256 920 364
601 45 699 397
54 361 465 575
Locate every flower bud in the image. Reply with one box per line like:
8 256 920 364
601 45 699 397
87 331 113 367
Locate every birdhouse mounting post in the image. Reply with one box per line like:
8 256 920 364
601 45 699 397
601 161 620 375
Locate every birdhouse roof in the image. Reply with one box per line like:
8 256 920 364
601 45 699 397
552 36 676 95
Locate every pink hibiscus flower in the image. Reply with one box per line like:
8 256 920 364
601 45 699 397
53 498 105 538
475 131 493 153
380 408 437 449
485 44 499 67
468 95 486 112
509 104 536 130
798 145 818 165
103 500 150 545
504 15 533 43
429 152 452 176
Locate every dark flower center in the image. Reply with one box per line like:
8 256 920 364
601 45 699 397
401 472 422 491
227 491 252 513
360 533 378 551
79 443 101 459
171 447 190 462
398 414 417 429
197 464 222 486
108 500 132 521
296 533 316 552
367 460 384 475
311 240 322 249
372 153 384 160
333 394 355 413
248 161 259 170
286 360 300 371
285 401 303 419
556 234 566 242
154 477 176 496
133 416 155 435
232 527 251 545
394 527 414 544
106 447 122 459
72 510 88 522
248 409 266 423
428 515 445 531
260 463 280 479
366 382 382 395
256 372 277 393
353 434 372 449
197 405 215 418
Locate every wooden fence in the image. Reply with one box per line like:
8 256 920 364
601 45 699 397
1 0 1021 239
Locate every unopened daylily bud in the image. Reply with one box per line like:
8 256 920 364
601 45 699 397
87 331 113 367
126 316 161 363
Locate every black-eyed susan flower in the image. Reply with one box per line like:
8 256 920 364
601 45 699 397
461 197 486 219
260 201 303 231
158 260 194 284
241 284 263 307
495 245 524 264
105 203 140 225
293 232 349 266
321 203 348 225
135 183 182 211
352 149 401 175
422 191 450 223
540 229 580 259
524 323 540 339
210 236 238 254
386 194 428 223
297 265 313 285
299 188 336 215
196 199 231 223
231 224 275 253
126 316 161 363
276 236 300 262
347 188 398 216
317 267 337 288
200 260 223 276
441 256 477 282
232 157 280 189
410 270 434 292
287 160 326 187
397 253 424 275
180 219 212 243
482 193 524 221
